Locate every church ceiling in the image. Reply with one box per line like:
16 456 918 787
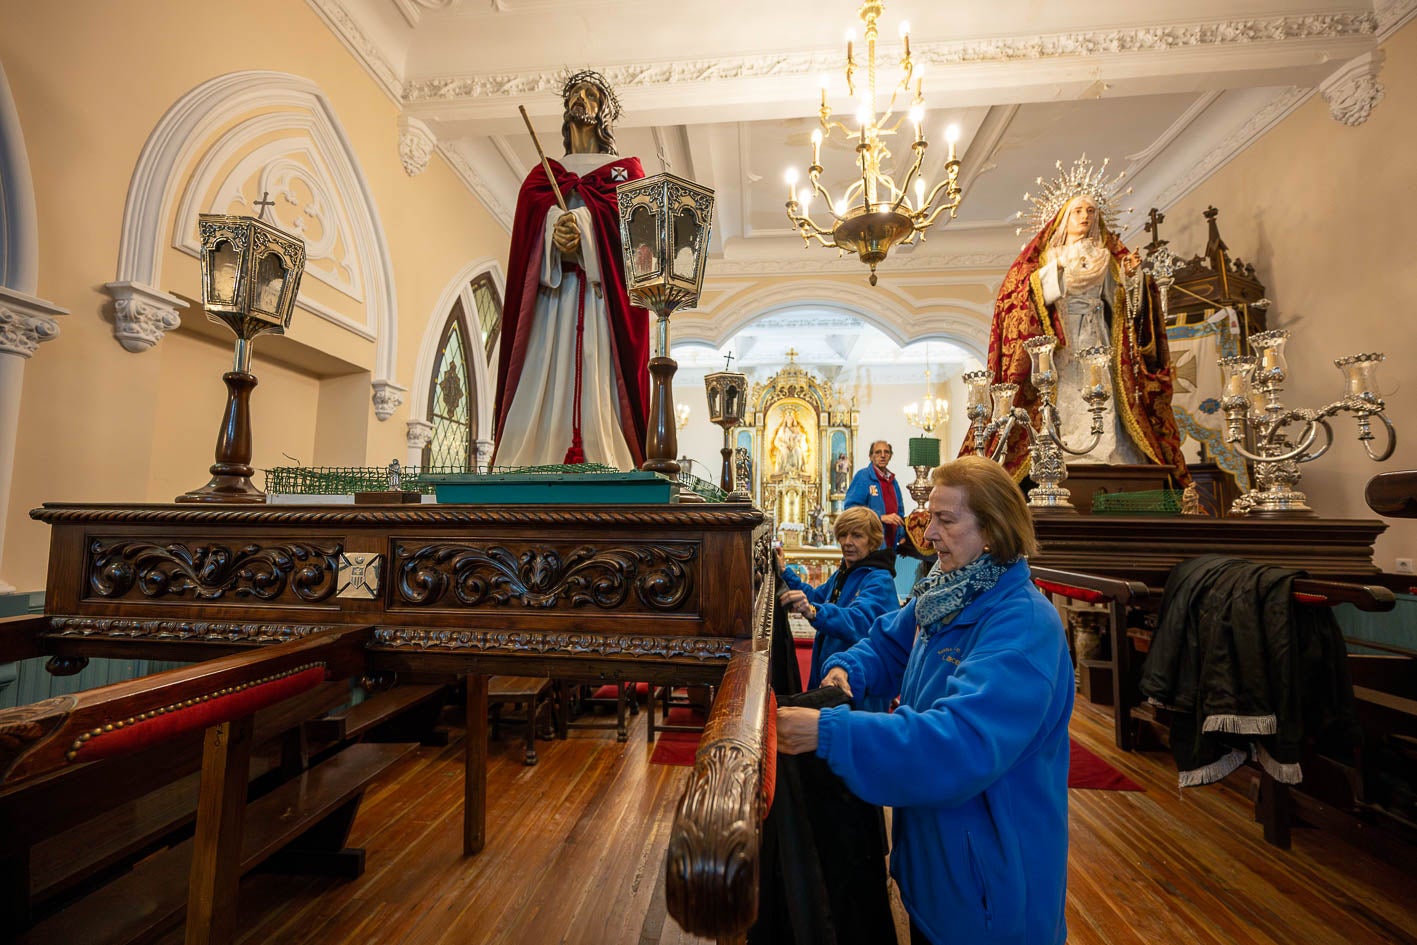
311 0 1408 272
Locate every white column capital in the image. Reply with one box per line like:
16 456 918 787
105 280 183 353
398 114 437 177
406 418 434 450
0 286 65 358
372 379 407 421
1321 51 1385 126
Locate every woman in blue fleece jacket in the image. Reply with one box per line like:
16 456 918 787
777 505 900 711
777 456 1073 945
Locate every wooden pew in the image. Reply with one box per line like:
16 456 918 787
0 626 416 945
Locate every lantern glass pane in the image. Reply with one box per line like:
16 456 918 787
211 240 240 304
629 205 659 277
672 207 698 279
255 252 287 314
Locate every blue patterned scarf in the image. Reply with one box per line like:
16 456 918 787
913 554 1015 640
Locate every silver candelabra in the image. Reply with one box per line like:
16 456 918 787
965 336 1112 511
1218 329 1395 515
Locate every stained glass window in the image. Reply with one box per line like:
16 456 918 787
426 299 473 468
470 273 502 359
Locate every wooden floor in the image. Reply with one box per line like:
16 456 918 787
154 699 1417 945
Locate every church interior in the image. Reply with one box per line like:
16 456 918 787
2 1 1416 943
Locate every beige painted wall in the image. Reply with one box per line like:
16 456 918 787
0 0 508 591
1164 19 1417 570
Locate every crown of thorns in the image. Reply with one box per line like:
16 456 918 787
559 69 622 123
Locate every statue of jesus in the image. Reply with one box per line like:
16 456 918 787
493 71 649 468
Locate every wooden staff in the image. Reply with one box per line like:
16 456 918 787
518 105 568 212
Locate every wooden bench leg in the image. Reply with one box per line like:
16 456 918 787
1256 770 1292 849
465 674 487 856
185 716 254 945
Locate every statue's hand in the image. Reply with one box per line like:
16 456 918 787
1123 252 1142 276
552 212 581 258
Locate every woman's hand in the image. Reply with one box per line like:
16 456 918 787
779 588 810 616
822 666 853 698
776 706 820 755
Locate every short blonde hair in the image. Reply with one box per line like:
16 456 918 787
833 505 884 549
931 456 1039 562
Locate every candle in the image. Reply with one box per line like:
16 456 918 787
1087 359 1104 389
811 128 822 166
785 167 799 203
1034 346 1054 376
1224 372 1248 398
946 124 960 162
1261 348 1278 371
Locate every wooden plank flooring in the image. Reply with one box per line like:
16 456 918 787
147 700 1416 945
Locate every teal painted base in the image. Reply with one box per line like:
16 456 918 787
425 471 676 505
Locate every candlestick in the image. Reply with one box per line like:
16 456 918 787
811 128 822 166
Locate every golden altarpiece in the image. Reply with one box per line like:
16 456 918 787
731 351 857 580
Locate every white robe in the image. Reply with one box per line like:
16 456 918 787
1040 261 1145 466
497 152 638 470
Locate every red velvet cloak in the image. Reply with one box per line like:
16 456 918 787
494 156 650 467
959 211 1190 485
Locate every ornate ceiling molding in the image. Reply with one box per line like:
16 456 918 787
1151 86 1313 213
402 13 1378 103
707 251 1015 277
305 0 402 104
1320 51 1385 126
1376 0 1417 39
437 145 514 230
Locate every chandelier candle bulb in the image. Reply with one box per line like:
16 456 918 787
946 124 960 161
811 128 822 165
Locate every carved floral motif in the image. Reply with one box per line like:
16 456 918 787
1 696 77 780
372 627 734 661
393 541 696 610
87 540 342 603
48 617 337 643
401 14 1377 103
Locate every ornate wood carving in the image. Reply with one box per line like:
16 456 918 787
666 578 774 940
371 627 735 662
87 539 342 603
665 738 763 938
44 656 89 676
0 696 76 781
392 541 697 611
47 617 339 644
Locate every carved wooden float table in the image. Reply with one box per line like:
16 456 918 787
28 501 775 943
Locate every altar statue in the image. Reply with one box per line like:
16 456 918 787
771 408 810 479
962 156 1189 484
494 71 649 469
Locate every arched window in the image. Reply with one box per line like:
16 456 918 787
425 298 476 468
470 272 502 359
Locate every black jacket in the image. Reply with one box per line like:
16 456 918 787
1139 555 1358 786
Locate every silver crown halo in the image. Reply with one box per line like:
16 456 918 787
1014 154 1133 237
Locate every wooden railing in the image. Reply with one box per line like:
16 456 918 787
664 572 775 945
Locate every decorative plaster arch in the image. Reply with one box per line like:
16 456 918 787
406 256 504 466
110 71 400 407
676 280 990 364
0 60 37 294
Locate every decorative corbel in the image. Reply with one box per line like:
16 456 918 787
104 280 183 353
372 379 406 421
1320 51 1385 127
398 115 437 177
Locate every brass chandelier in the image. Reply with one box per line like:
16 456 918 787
784 0 963 285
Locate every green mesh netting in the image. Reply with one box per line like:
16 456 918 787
262 462 728 503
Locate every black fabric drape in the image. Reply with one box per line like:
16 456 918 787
750 680 894 945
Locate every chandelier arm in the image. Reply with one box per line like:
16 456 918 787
1230 415 1322 464
1363 412 1397 462
891 150 927 215
806 179 847 224
1297 417 1335 463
